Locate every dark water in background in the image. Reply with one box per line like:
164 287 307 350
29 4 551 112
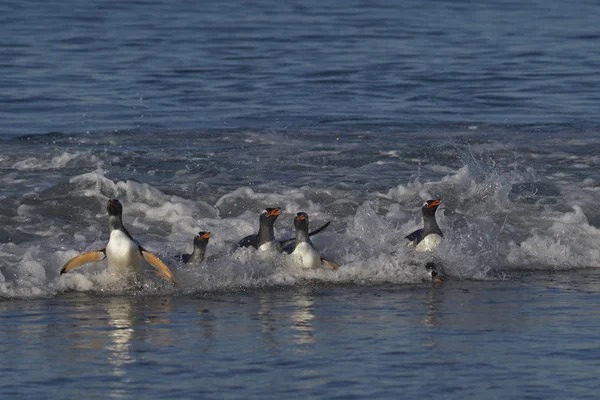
2 0 600 398
2 0 600 136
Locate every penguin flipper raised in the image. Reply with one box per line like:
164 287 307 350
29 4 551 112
405 228 424 244
60 250 106 275
237 234 258 249
279 221 331 248
141 249 176 283
321 256 340 270
309 221 331 237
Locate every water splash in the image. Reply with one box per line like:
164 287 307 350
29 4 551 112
2 140 600 298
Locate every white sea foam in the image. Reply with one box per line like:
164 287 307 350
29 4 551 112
506 206 600 269
2 144 600 299
12 151 102 171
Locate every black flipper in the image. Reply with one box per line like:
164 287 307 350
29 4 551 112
279 221 331 248
237 234 258 249
174 253 192 263
281 242 295 255
405 228 424 244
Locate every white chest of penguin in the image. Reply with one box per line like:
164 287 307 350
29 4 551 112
258 240 280 253
292 242 321 269
106 230 143 274
415 233 443 252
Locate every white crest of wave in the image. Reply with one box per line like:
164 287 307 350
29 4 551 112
507 205 600 269
12 151 102 171
3 157 600 299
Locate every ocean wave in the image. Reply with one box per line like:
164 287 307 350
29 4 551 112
2 156 600 299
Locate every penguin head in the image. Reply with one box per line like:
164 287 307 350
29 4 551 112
294 212 309 230
421 199 441 216
107 199 123 217
193 231 211 248
259 207 281 224
425 261 443 284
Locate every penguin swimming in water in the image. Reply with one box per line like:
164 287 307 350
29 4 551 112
175 231 211 264
425 261 442 285
283 212 339 270
237 207 331 252
405 199 443 251
405 199 443 284
237 207 282 252
60 199 175 283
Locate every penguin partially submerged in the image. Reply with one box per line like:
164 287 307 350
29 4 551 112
175 231 211 264
405 199 443 284
405 199 443 251
60 199 175 283
237 207 282 252
283 212 339 270
237 207 331 252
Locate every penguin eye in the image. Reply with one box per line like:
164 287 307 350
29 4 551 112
423 202 428 208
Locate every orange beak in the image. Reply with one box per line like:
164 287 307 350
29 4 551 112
296 214 306 221
268 208 281 217
429 199 441 207
201 232 211 239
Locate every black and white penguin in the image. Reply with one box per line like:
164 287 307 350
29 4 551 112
405 199 443 284
237 207 282 252
405 199 443 252
176 231 211 264
283 212 338 270
60 199 175 283
237 207 332 252
425 261 442 285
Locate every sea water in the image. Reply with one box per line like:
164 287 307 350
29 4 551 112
2 0 600 397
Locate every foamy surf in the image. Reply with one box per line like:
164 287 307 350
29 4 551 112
2 135 600 299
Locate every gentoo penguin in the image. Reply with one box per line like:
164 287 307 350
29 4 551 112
405 199 443 284
60 199 175 283
237 207 282 252
425 261 442 285
176 231 211 264
405 199 443 252
237 207 332 252
283 212 339 270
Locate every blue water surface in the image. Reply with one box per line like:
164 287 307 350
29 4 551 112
2 0 600 398
1 0 599 137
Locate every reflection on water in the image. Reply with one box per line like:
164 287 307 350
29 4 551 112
105 297 150 399
421 288 441 351
3 280 600 398
254 290 317 352
421 288 441 328
290 292 315 348
256 292 279 352
103 296 175 399
105 298 137 378
257 293 277 334
197 308 215 341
